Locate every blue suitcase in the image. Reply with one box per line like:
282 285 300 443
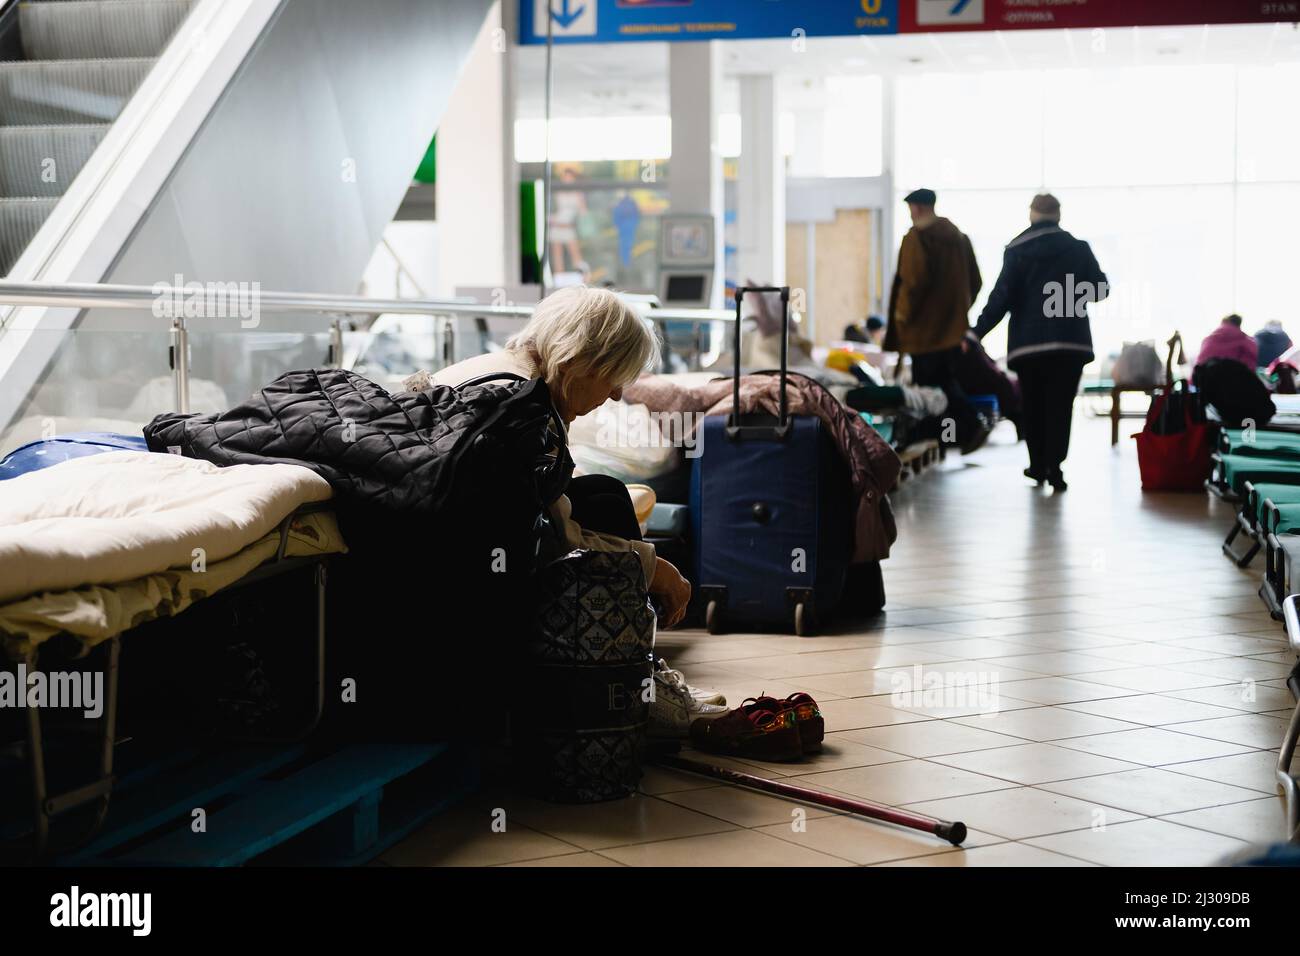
689 286 854 636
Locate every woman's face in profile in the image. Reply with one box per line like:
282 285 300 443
557 369 623 423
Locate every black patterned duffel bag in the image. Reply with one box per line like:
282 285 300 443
513 549 655 803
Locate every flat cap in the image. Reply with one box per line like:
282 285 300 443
903 188 936 205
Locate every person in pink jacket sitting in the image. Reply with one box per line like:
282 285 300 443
1196 314 1258 370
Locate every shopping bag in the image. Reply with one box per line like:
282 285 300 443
513 549 655 802
1134 382 1212 492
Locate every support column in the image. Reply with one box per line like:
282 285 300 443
668 40 725 307
879 73 897 317
436 0 519 298
736 74 785 288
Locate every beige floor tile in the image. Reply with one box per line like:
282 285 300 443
1168 656 1296 683
1025 819 1248 867
1072 642 1225 666
755 814 1003 865
506 792 738 850
951 705 1143 741
674 748 794 778
655 784 838 828
597 828 858 866
1181 636 1289 657
498 852 625 867
1161 797 1290 844
877 842 1096 867
904 638 1044 660
864 626 973 645
980 651 1131 675
1163 749 1292 793
780 736 913 772
815 696 934 729
1249 651 1298 665
837 720 1027 758
791 758 1017 806
661 638 788 664
1173 712 1291 749
1077 666 1236 694
797 669 917 698
931 618 1074 639
995 677 1136 705
903 786 1142 840
1059 694 1243 726
930 742 1142 785
1039 767 1265 816
1055 727 1256 766
720 646 953 679
381 805 582 867
637 765 720 795
1165 683 1296 713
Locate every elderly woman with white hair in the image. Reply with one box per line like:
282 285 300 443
431 286 693 631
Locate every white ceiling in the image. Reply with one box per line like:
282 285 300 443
515 21 1300 119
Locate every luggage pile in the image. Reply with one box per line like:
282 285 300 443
513 549 656 803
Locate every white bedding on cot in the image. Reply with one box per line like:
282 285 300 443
0 451 333 604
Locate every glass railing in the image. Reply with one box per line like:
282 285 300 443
0 281 734 455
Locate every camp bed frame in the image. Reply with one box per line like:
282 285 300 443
1262 527 1300 619
1275 595 1300 841
8 503 331 861
1218 427 1300 459
1220 480 1299 567
1207 452 1300 503
1223 480 1266 565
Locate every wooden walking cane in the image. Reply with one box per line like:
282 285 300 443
653 750 968 846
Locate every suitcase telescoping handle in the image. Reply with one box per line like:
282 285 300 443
730 285 791 441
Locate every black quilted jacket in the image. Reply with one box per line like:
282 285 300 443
144 367 571 528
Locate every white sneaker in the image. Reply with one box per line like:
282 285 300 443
655 658 726 707
648 665 728 739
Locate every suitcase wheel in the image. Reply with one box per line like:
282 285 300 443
794 601 817 637
705 599 723 635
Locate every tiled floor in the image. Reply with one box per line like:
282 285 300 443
381 415 1297 867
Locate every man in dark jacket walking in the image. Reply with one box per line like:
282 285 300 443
885 187 986 451
972 193 1107 490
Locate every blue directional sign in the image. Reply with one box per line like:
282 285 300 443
520 0 899 45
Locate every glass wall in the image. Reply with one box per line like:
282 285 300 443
893 62 1300 369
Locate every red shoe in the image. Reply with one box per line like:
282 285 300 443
747 693 824 753
689 698 803 762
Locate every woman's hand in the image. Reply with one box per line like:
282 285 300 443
650 556 692 629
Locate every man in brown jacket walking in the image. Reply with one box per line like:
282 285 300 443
885 187 985 450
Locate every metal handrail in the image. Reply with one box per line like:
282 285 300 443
0 280 734 324
0 279 735 418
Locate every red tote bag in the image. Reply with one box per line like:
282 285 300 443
1134 391 1213 491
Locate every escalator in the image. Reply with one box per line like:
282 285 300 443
0 0 194 274
0 0 494 449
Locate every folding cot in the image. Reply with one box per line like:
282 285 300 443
1 441 485 865
1275 596 1300 841
1224 481 1300 566
0 501 342 859
0 442 346 859
1219 427 1300 458
1207 452 1300 502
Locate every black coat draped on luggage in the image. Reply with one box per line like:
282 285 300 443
143 367 570 526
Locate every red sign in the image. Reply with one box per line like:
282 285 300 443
898 0 1298 33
